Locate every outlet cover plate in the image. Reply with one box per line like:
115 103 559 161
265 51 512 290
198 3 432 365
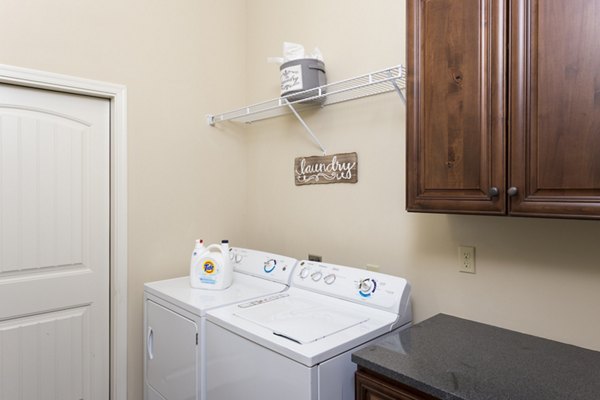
458 246 476 274
366 264 380 272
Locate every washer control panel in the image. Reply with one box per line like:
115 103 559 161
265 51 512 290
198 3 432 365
291 260 409 313
232 247 297 284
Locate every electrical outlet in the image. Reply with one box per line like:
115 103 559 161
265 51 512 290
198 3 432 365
366 264 380 272
308 254 322 262
458 246 475 274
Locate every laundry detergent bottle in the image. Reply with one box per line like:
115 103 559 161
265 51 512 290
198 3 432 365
189 240 233 290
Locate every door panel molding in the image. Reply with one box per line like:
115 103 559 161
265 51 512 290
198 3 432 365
1 111 90 274
0 263 91 282
0 305 91 399
0 104 93 126
0 64 128 400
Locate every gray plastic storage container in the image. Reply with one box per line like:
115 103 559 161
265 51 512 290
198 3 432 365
280 58 326 104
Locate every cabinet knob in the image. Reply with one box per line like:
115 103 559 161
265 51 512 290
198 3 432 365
488 187 499 197
507 187 519 196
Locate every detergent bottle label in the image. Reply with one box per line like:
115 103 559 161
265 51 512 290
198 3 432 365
203 260 216 274
199 259 219 284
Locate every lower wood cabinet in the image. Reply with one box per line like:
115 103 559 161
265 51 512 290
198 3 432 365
355 368 439 400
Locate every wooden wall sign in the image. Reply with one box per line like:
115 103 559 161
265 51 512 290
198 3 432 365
294 152 358 185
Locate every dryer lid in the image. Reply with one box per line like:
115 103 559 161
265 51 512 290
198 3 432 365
233 294 368 344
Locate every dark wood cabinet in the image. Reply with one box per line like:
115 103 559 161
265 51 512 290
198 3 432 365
407 0 506 215
509 0 600 217
407 0 600 219
355 368 439 400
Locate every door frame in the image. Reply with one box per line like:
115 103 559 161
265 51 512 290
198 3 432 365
0 64 128 400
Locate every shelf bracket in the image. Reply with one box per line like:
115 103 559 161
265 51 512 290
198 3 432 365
389 70 406 104
284 99 327 155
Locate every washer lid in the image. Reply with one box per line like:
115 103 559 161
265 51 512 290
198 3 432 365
233 294 368 344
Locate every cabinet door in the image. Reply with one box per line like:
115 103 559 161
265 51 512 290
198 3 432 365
510 0 600 218
407 0 506 214
355 370 438 400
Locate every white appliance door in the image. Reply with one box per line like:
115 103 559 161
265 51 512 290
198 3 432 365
206 320 318 400
0 84 109 399
146 300 199 400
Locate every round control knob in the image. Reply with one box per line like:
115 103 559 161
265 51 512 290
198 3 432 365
323 274 336 285
264 259 276 273
358 278 377 297
311 271 323 281
299 267 310 279
359 279 373 293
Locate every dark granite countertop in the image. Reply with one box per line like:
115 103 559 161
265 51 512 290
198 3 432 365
352 314 600 400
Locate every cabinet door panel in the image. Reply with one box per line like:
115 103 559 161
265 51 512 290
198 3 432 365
510 0 600 218
407 0 506 214
355 370 438 400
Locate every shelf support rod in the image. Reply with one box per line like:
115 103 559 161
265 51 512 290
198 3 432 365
388 70 406 104
284 99 327 155
392 82 406 104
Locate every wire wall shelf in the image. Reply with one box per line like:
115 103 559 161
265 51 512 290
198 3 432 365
207 65 406 126
207 64 406 155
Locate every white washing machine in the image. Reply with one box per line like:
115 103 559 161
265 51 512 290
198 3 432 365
144 248 297 400
205 260 412 400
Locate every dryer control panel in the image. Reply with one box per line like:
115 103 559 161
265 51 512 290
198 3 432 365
291 260 411 315
232 247 297 285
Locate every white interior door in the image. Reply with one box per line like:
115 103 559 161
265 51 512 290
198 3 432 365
0 83 110 400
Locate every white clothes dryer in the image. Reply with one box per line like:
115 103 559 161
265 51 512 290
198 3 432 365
205 260 412 400
143 248 297 400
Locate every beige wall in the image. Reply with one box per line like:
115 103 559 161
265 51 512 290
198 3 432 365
1 1 247 399
2 0 600 399
244 0 600 353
